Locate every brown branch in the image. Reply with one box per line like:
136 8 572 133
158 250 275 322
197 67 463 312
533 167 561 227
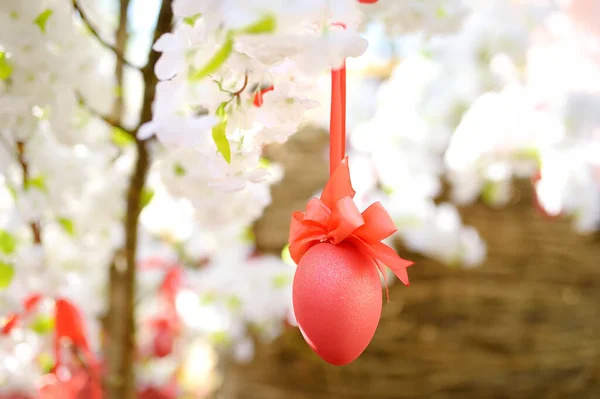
111 0 129 122
72 0 141 71
104 0 173 398
15 141 42 245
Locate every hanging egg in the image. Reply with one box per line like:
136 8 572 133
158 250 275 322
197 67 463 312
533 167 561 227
292 242 382 366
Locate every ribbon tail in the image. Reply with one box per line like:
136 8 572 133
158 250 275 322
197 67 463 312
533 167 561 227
364 241 413 286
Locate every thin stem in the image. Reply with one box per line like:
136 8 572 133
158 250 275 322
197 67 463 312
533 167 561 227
232 73 249 96
15 142 42 245
72 0 142 71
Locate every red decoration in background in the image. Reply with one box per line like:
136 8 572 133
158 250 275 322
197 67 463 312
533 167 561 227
289 22 412 366
2 294 43 335
358 0 379 3
53 299 102 399
253 86 274 107
1 295 101 399
138 258 184 359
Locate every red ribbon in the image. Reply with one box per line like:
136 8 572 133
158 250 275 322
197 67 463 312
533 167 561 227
289 158 413 298
289 19 412 298
330 23 347 176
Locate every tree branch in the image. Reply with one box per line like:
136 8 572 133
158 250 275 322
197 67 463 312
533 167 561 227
15 142 42 245
72 0 142 71
105 0 173 397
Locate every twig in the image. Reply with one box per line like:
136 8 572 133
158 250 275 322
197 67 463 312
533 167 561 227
75 92 135 136
15 141 42 245
213 73 250 97
232 74 249 96
72 0 142 71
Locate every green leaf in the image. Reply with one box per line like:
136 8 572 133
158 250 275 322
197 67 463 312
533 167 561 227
481 181 498 205
0 261 14 290
33 9 53 34
0 230 16 255
30 314 55 335
380 184 394 195
209 331 230 345
57 218 75 236
190 34 234 81
183 13 202 27
140 188 154 209
10 11 19 20
241 226 255 243
0 52 14 81
200 292 216 305
25 175 46 192
38 353 55 373
226 295 242 311
112 127 134 148
212 102 231 163
513 147 541 166
259 157 271 168
173 163 186 176
272 273 292 288
239 14 276 35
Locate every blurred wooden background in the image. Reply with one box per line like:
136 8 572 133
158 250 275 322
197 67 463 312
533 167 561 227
223 127 600 399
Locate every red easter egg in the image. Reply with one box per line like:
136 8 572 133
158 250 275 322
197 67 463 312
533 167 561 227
292 242 382 366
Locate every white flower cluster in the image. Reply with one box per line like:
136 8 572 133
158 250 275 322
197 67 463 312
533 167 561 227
0 0 126 393
142 0 371 194
359 0 468 36
445 0 600 233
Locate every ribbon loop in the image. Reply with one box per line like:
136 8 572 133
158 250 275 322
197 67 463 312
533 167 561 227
353 202 397 244
303 198 331 228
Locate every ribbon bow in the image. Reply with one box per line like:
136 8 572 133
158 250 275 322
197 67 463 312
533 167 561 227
289 157 413 298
